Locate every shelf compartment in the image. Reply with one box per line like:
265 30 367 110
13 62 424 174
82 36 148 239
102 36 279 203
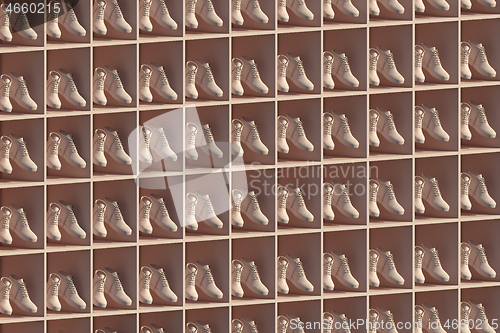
139 41 183 106
185 0 229 35
461 286 500 324
232 169 276 233
93 179 137 243
324 230 367 293
93 247 137 311
278 233 321 297
232 236 275 300
369 159 412 223
370 25 413 89
323 162 367 226
277 166 322 230
92 0 137 42
138 176 183 240
93 44 138 108
278 99 322 162
47 250 91 314
47 115 91 180
415 223 458 286
232 102 276 166
47 0 91 44
415 156 459 219
185 240 230 304
139 0 183 38
370 226 412 290
139 243 183 307
323 28 367 92
185 38 229 101
47 182 91 247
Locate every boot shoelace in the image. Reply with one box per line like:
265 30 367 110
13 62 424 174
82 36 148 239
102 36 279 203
324 116 333 136
341 185 351 204
370 182 379 202
461 304 470 321
415 309 424 324
2 210 11 229
187 0 196 13
249 123 262 141
232 264 242 282
323 185 333 206
204 0 216 12
324 55 333 74
415 179 424 199
278 58 288 78
430 179 442 197
203 266 215 284
2 281 10 299
248 61 261 79
232 193 242 213
95 274 105 293
187 198 196 216
187 127 197 146
112 201 124 220
385 112 396 130
294 119 306 137
294 57 306 76
430 249 442 267
1 6 9 27
18 77 29 96
141 200 151 219
157 66 170 86
232 62 244 82
340 115 352 133
370 52 379 71
340 54 352 72
96 204 106 223
295 189 306 207
477 45 488 63
478 246 488 263
65 2 78 22
415 249 423 269
187 64 197 83
461 246 470 266
233 0 242 10
279 0 286 7
141 68 151 88
461 106 471 126
50 75 60 94
278 118 288 139
430 48 442 66
18 209 29 227
187 268 196 286
324 256 333 276
477 304 488 322
233 324 243 333
369 113 378 132
66 134 78 153
95 1 106 20
430 109 442 127
278 188 288 209
158 198 169 217
339 315 351 333
295 259 306 277
111 131 124 150
296 0 306 6
278 259 288 279
385 253 396 270
250 0 261 9
202 125 215 143
18 280 29 298
112 272 124 291
204 196 216 215
66 206 78 225
111 70 124 89
477 175 488 193
158 0 170 14
50 278 60 296
111 0 124 19
415 49 424 68
340 256 351 273
386 51 396 69
369 253 378 272
415 109 424 129
462 174 471 197
278 320 288 333
19 12 31 29
476 105 488 124
1 140 10 158
141 270 151 289
385 182 396 200
385 312 396 327
232 122 242 143
141 0 152 17
369 312 379 331
249 193 260 211
2 77 10 97
66 275 78 294
203 64 215 82
158 269 170 287
95 133 105 152
249 262 260 280
158 128 170 147
142 128 151 149
461 44 470 65
95 72 106 91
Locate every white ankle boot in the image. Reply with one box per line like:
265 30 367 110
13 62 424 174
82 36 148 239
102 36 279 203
10 274 37 313
376 177 404 215
195 190 223 228
104 65 132 104
195 59 223 97
415 246 425 284
376 108 405 145
58 130 86 168
277 116 290 153
422 303 447 333
240 117 269 155
376 47 404 85
104 197 132 235
323 51 335 89
93 67 107 105
277 185 290 224
240 56 269 94
195 0 223 26
10 72 37 110
461 172 472 210
421 104 450 142
323 252 334 290
104 267 132 306
185 61 198 99
150 0 178 30
369 249 380 287
194 260 223 299
421 43 450 81
149 264 178 302
461 242 472 280
468 100 496 139
9 133 37 172
185 193 199 230
330 250 359 288
286 113 314 152
93 199 107 237
277 55 290 92
201 123 224 158
10 204 37 242
277 256 289 294
93 269 107 307
93 129 107 167
369 48 380 86
461 42 472 79
59 1 86 36
415 45 426 83
469 300 496 333
286 185 314 222
286 0 314 20
104 126 132 165
330 110 359 148
468 39 496 78
149 62 178 100
93 0 107 35
330 49 359 88
0 136 12 174
330 181 359 219
468 170 496 208
0 206 12 244
332 0 359 17
286 52 314 91
323 112 335 150
240 257 269 295
415 176 425 214
469 240 496 278
104 0 132 33
139 266 153 304
239 190 268 225
150 193 177 232
377 247 404 285
421 174 450 212
47 71 62 109
231 58 244 96
369 109 380 147
285 254 314 292
461 102 472 140
422 243 450 282
47 273 61 311
323 183 335 220
231 259 244 297
59 270 86 309
139 196 153 234
185 263 198 301
369 179 380 217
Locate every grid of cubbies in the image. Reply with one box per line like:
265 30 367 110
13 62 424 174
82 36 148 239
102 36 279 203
1 0 500 332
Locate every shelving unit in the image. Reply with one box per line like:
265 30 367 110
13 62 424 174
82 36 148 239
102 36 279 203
0 0 499 332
